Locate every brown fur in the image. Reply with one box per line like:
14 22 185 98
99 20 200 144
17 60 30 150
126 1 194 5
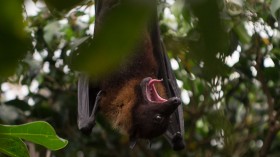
99 79 139 134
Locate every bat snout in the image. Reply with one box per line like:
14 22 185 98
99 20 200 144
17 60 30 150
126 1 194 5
160 97 181 117
169 97 181 106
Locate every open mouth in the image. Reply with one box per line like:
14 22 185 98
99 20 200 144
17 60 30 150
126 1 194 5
146 79 167 103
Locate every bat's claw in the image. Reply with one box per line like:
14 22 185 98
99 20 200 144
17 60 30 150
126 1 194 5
147 140 152 149
129 138 137 149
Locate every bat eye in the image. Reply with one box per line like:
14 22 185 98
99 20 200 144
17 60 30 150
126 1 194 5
153 114 163 123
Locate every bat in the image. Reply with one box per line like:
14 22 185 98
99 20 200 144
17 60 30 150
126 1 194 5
77 0 185 151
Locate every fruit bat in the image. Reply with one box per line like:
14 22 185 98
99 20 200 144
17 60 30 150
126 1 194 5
77 0 185 151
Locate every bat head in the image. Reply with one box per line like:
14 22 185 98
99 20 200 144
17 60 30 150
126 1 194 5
131 77 181 140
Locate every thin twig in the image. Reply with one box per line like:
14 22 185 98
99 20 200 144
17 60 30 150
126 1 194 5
253 34 280 157
46 150 51 157
259 126 279 157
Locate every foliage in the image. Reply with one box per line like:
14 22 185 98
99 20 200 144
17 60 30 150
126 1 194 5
0 121 68 157
0 0 280 156
0 1 30 77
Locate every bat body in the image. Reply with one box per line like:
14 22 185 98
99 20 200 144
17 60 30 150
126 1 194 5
78 0 185 150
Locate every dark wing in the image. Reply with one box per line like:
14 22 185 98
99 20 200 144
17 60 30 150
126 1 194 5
150 9 185 150
77 74 91 133
77 0 103 135
161 45 185 151
77 74 101 134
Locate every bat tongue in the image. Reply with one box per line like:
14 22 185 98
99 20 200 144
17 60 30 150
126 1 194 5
146 79 167 103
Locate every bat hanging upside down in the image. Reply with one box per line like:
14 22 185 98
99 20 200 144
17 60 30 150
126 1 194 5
77 0 185 151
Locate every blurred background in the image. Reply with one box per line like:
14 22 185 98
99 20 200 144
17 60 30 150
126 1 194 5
0 0 280 156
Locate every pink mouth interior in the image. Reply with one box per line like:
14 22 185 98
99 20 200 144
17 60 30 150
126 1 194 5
146 79 167 103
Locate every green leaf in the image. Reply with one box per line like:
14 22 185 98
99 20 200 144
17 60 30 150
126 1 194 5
44 0 81 13
72 1 153 78
225 0 243 16
0 136 29 157
207 110 233 135
234 22 251 44
43 21 61 50
0 1 30 78
0 121 68 151
270 0 280 19
207 110 234 149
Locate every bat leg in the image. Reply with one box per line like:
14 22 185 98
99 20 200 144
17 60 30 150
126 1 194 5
79 91 102 134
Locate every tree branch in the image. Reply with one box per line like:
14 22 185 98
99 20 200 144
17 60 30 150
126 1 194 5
259 125 280 157
253 34 280 157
